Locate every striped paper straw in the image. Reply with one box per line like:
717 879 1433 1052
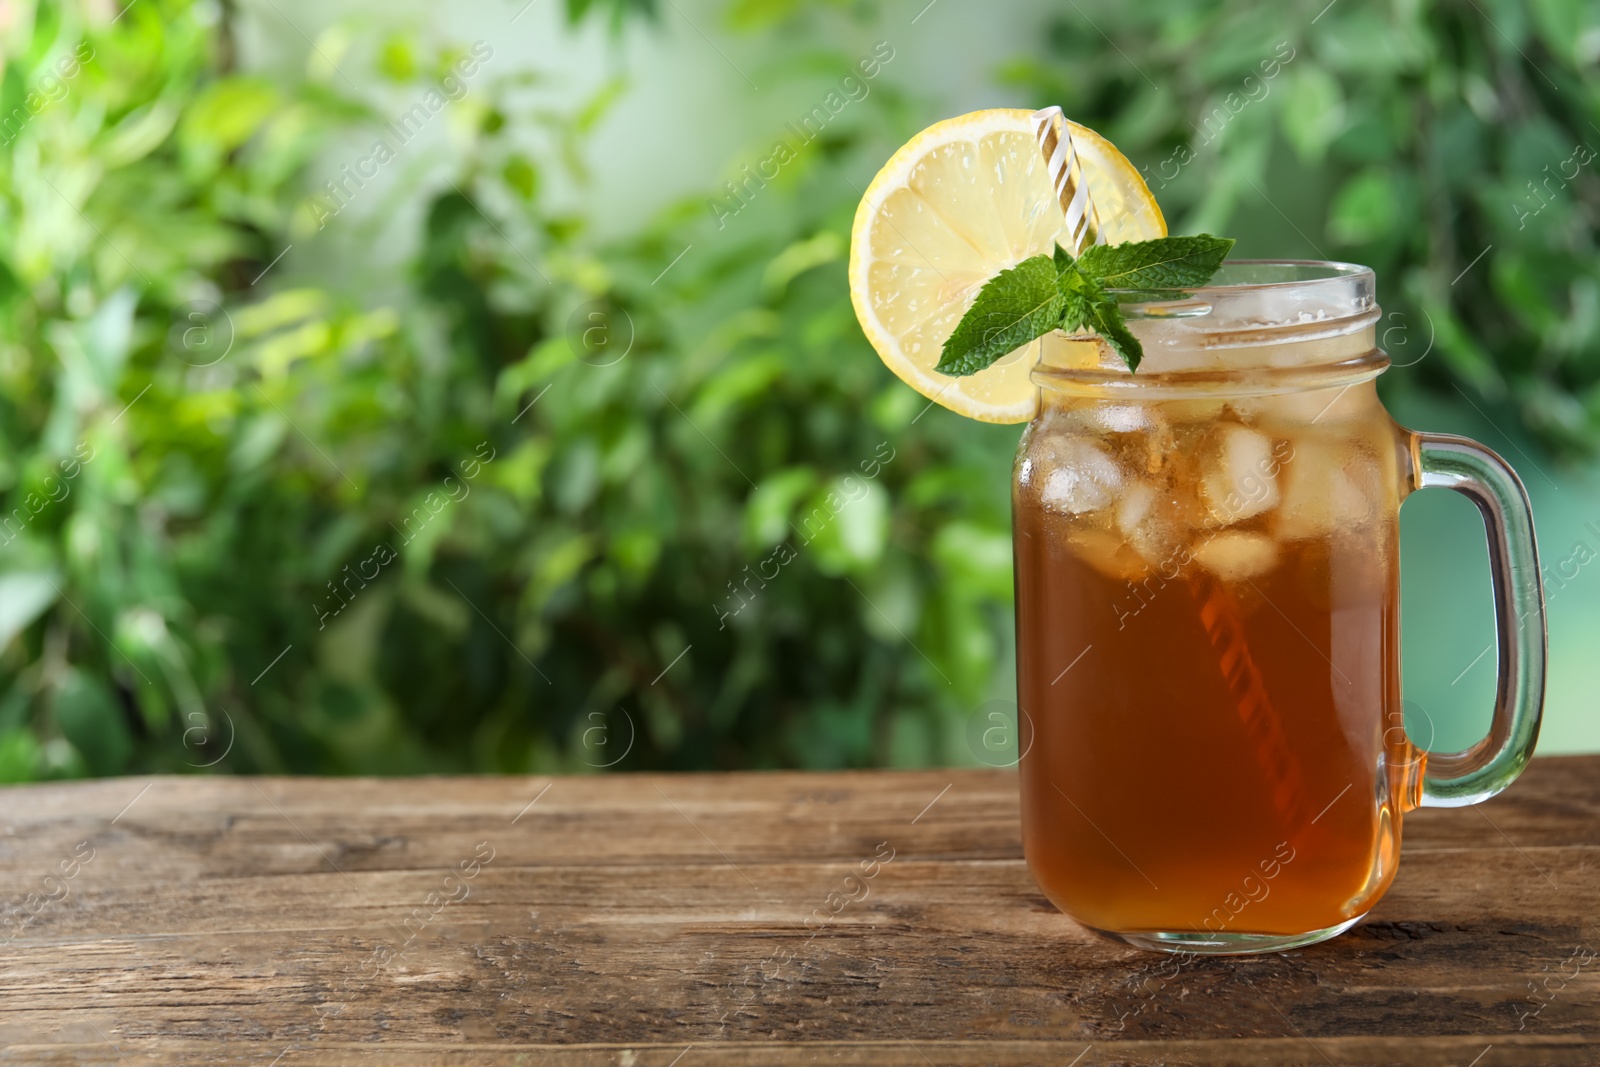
1186 570 1312 833
1035 107 1313 838
1031 106 1106 255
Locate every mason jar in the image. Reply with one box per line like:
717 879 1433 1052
1012 261 1546 953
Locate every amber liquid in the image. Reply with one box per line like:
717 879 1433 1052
1013 385 1416 938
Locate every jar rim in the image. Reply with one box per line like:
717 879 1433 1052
1031 349 1389 400
1030 258 1384 396
1106 258 1374 301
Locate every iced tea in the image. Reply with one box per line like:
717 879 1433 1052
1013 312 1421 946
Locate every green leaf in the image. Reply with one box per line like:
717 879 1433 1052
54 669 132 776
0 730 40 784
805 478 889 575
1057 276 1092 334
1054 251 1096 331
1281 66 1346 164
1076 234 1235 290
576 75 629 134
0 570 57 652
1085 286 1145 371
181 78 279 154
503 155 540 200
743 466 816 550
1327 169 1398 245
763 231 846 297
378 34 417 82
931 521 1014 603
935 256 1064 377
944 235 1233 376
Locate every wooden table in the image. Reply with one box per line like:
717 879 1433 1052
1 757 1596 1065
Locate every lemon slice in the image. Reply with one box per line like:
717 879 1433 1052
849 108 1166 424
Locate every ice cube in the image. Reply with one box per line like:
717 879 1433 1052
1039 440 1124 515
1134 320 1234 373
1198 424 1281 525
1037 398 1149 439
1232 386 1363 427
1083 403 1149 434
1064 524 1147 582
1275 439 1380 540
1116 481 1156 532
1161 397 1229 425
1116 480 1182 566
1192 531 1280 582
1133 405 1178 477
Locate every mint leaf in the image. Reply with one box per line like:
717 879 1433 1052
1055 256 1093 333
1057 275 1091 334
935 255 1064 377
1059 289 1091 334
933 234 1233 379
1077 234 1235 291
1085 287 1144 371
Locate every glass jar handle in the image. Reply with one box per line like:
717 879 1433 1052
1406 431 1547 807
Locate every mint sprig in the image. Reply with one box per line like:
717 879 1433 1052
934 234 1234 374
1077 235 1235 290
934 257 1065 377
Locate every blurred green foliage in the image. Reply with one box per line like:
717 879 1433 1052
0 0 1594 781
1004 0 1600 456
0 0 1012 779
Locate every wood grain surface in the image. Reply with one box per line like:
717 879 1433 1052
0 757 1595 1065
